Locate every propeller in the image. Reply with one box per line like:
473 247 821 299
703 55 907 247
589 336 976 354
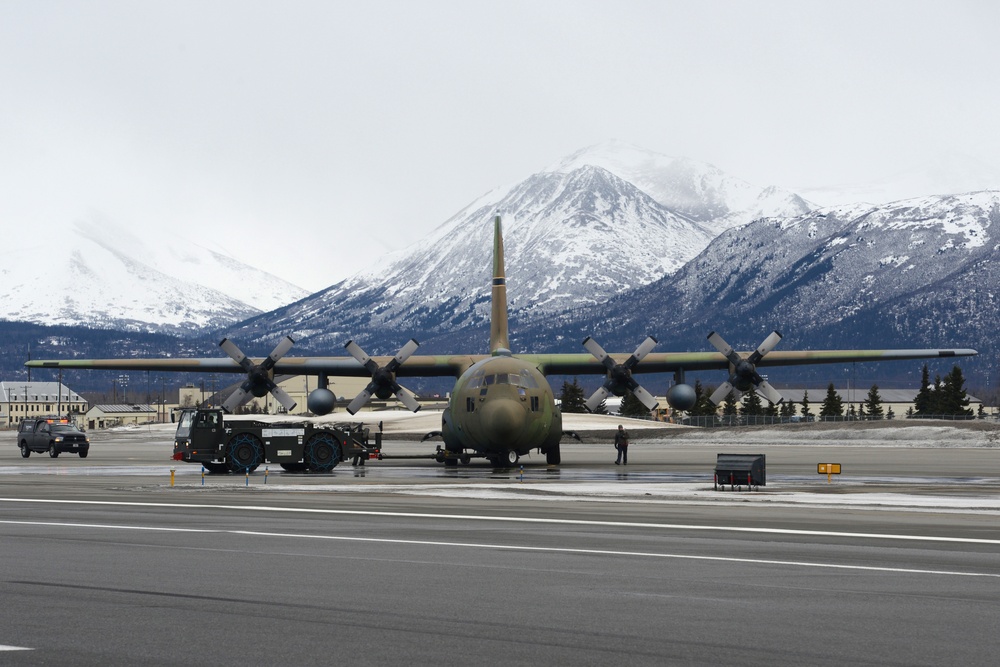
707 330 784 405
582 335 660 413
220 336 298 413
344 339 422 415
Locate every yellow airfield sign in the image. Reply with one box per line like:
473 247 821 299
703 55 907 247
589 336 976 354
818 463 842 482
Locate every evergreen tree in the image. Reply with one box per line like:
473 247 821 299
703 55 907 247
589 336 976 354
619 390 650 418
779 400 796 418
800 390 812 419
930 374 944 415
913 364 933 416
722 390 739 416
740 389 764 416
938 366 973 416
819 383 843 418
593 397 609 415
559 378 587 413
863 384 884 420
689 381 718 417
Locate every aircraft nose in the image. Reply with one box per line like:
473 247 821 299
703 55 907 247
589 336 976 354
480 398 525 441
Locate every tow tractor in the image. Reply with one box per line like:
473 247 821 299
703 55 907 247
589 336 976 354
173 408 380 474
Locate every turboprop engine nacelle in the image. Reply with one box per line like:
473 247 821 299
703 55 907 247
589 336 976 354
666 383 697 411
307 388 336 415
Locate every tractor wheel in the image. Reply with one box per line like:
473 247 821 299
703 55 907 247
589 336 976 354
305 432 341 473
226 433 264 473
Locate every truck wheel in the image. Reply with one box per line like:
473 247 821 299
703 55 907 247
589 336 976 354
202 462 229 475
79 450 89 459
226 433 263 473
305 433 341 473
444 457 458 467
49 443 59 458
19 442 30 458
279 462 309 472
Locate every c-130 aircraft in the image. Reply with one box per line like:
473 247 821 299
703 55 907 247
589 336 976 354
27 216 977 466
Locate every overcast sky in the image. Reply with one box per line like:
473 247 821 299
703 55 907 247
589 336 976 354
2 1 997 290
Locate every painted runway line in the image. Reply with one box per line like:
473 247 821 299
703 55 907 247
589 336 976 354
0 516 997 580
3 497 1000 545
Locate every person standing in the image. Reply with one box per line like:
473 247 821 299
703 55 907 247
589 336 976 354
614 424 630 465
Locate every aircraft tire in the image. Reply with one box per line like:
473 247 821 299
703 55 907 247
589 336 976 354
19 442 30 458
227 433 264 473
545 446 561 465
505 450 519 466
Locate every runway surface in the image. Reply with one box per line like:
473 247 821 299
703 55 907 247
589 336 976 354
2 421 999 665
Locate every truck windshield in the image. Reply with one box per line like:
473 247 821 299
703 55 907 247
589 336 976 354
176 411 195 437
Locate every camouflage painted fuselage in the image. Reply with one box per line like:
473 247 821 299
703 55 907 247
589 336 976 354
441 353 562 459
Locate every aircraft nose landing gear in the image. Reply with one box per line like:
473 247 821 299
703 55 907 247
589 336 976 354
489 449 520 467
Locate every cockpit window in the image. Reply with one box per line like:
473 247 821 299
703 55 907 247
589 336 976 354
477 370 541 394
467 370 485 389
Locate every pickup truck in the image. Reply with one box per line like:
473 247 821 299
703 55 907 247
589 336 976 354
17 418 91 458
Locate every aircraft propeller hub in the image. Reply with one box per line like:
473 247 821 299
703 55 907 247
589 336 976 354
249 377 271 398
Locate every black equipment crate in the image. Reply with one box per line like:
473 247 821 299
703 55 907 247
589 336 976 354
714 453 765 490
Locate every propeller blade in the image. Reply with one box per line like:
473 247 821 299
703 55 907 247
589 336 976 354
264 335 296 368
388 338 420 371
347 387 374 415
709 382 735 405
219 338 254 372
223 386 253 413
582 336 615 371
268 383 298 412
629 384 660 411
585 385 612 413
748 330 782 365
706 331 742 366
756 380 784 405
627 336 658 367
344 340 379 374
394 386 422 413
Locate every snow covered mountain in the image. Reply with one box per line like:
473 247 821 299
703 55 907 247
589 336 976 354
511 190 997 382
1 216 309 334
552 141 813 233
228 142 812 350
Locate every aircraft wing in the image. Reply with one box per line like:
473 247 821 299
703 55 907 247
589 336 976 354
524 348 979 375
25 354 482 378
25 348 976 377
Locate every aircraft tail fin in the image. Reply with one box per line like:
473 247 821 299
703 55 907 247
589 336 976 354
490 215 510 354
